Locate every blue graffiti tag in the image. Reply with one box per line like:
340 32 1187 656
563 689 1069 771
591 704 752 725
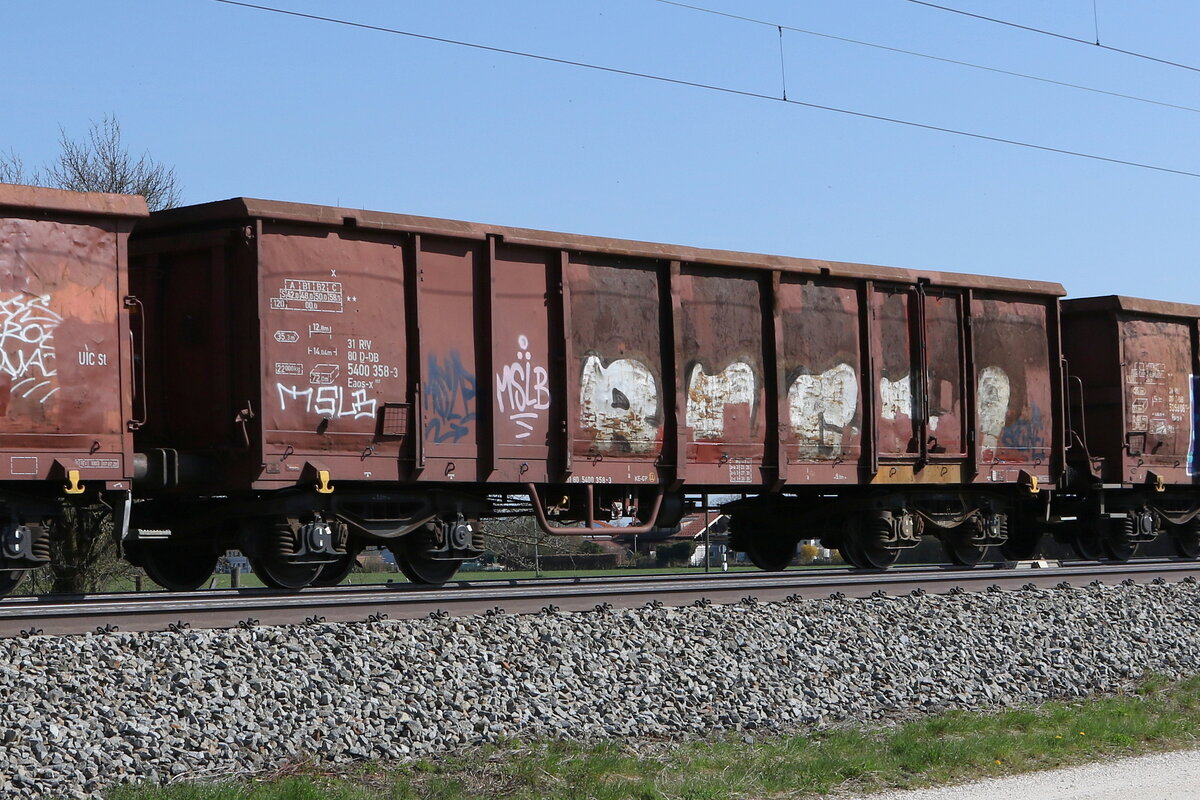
999 404 1046 452
425 350 476 443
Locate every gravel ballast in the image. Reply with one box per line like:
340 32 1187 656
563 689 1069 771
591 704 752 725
2 580 1200 798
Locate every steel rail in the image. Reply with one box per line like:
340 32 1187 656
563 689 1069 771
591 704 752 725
1 560 1197 638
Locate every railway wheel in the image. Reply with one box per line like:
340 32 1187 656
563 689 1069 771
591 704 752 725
245 520 323 591
311 548 361 587
744 532 796 572
0 570 25 597
1000 530 1041 561
844 515 900 570
138 542 220 591
943 531 988 568
388 528 462 586
1070 523 1104 561
1170 520 1200 559
837 534 866 569
1101 516 1139 562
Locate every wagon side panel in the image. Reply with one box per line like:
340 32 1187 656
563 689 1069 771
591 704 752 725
0 204 139 488
777 276 864 482
969 294 1055 485
489 242 557 483
258 224 410 484
1117 317 1193 485
565 256 665 485
679 265 767 486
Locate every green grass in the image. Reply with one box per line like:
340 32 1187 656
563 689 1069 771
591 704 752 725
100 673 1200 800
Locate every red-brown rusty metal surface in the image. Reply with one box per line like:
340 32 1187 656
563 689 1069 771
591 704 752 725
1064 295 1200 319
924 291 967 459
970 295 1055 485
0 184 146 219
130 197 1067 494
679 266 766 484
257 224 410 484
1118 318 1192 483
872 287 920 458
777 276 863 480
140 199 1065 298
490 243 557 484
1059 302 1121 481
1062 296 1197 486
0 185 147 486
415 236 483 482
566 256 665 482
133 234 257 474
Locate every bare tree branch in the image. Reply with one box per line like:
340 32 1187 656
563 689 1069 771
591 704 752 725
0 148 42 186
3 114 181 210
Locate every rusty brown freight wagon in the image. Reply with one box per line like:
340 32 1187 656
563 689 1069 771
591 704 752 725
127 197 1066 588
1060 296 1200 561
0 184 147 594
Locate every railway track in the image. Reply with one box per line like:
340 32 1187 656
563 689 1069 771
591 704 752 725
2 559 1199 638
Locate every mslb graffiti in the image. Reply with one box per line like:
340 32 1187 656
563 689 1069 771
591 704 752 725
276 383 377 420
496 336 549 440
0 293 62 404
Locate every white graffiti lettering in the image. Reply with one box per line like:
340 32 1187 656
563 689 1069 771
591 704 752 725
686 362 756 440
496 335 550 439
276 383 377 420
788 363 858 456
579 355 660 453
879 374 913 421
977 366 1011 450
0 293 62 404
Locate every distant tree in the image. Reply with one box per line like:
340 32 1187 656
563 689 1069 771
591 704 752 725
0 114 181 210
484 517 597 571
655 540 694 568
25 506 138 595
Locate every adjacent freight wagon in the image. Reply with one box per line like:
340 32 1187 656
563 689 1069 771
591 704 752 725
1059 296 1200 561
0 184 148 592
125 197 1068 587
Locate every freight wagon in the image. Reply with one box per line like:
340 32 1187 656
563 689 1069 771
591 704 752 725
0 185 147 594
1058 296 1200 561
124 197 1066 586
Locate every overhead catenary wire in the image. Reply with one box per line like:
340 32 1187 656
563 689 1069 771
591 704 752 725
651 0 1200 115
905 0 1200 75
209 0 1200 180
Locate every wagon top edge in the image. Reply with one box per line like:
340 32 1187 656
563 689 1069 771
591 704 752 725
1063 294 1200 320
0 182 149 219
135 196 1066 298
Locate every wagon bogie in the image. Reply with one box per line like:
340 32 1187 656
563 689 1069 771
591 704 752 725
0 512 51 574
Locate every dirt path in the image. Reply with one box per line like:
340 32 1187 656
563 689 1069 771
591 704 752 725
850 749 1200 800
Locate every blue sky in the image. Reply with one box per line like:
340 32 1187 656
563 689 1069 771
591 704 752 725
4 0 1198 299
